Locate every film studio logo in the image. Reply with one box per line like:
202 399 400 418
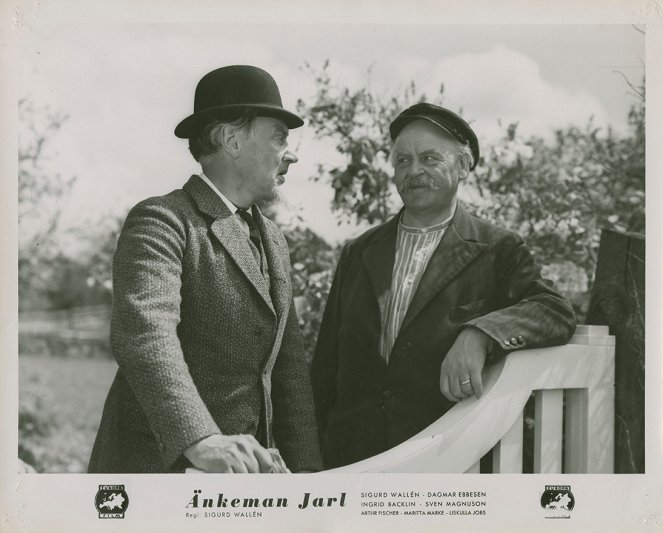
95 485 129 519
540 485 575 519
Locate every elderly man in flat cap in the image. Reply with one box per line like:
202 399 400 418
89 65 322 473
311 103 576 469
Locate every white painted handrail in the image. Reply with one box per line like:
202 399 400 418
328 325 615 473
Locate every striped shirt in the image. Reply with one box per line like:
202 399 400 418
379 213 453 362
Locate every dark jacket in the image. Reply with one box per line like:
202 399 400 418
89 175 322 473
311 204 576 469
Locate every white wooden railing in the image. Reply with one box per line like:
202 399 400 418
329 325 615 474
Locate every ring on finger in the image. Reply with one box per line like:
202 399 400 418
460 379 471 386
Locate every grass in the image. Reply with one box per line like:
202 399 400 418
19 355 118 473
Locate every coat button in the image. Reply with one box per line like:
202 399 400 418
383 389 391 400
401 341 412 350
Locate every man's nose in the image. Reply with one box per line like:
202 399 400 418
283 150 298 164
407 158 423 175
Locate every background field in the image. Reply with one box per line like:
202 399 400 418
19 355 117 472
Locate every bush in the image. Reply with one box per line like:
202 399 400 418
283 225 340 363
19 355 118 473
19 382 55 472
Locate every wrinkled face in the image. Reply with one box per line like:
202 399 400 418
237 116 298 204
392 120 467 218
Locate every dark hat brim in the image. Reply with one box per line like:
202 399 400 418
175 104 304 138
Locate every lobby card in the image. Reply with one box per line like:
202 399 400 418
1 0 661 532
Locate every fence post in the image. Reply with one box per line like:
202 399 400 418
586 229 644 473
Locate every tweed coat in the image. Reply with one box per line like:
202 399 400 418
311 204 576 469
89 175 322 473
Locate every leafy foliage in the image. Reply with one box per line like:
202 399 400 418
18 98 122 311
19 355 117 472
284 226 339 362
259 202 340 362
469 83 644 316
19 99 76 310
19 384 54 471
298 62 645 318
296 61 443 225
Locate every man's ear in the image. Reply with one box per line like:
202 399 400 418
457 152 471 180
218 124 241 158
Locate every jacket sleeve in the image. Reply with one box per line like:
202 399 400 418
271 299 324 472
310 243 349 446
111 200 220 468
465 233 577 359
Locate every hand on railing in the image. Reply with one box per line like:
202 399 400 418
439 327 492 402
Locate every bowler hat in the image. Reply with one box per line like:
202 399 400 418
175 65 304 138
389 103 480 170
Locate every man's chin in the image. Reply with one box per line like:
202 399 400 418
257 186 281 209
401 188 433 203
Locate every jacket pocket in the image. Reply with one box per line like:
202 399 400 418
449 298 487 322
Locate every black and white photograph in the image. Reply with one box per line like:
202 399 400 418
1 0 661 531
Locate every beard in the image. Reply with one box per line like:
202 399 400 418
256 181 282 211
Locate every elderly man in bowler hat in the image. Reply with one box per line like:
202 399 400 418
311 103 577 469
89 66 322 473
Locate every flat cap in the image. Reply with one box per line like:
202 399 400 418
389 102 479 170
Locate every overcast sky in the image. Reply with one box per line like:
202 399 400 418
15 22 644 243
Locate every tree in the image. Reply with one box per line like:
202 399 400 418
18 99 77 310
259 201 339 362
296 61 444 225
468 79 644 316
298 62 645 318
18 98 121 311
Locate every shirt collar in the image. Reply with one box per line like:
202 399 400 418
199 171 238 215
400 200 457 234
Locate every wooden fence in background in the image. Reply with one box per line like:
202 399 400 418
19 305 111 357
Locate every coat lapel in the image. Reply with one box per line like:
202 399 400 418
361 215 400 325
399 204 487 333
183 175 275 314
254 208 291 323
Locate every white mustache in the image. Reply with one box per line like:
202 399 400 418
404 174 441 190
